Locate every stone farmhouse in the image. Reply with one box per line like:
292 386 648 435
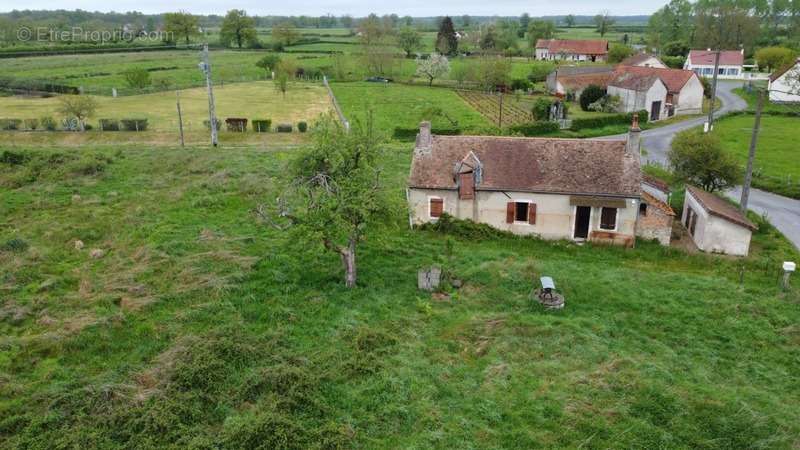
607 71 668 121
684 49 745 79
637 175 675 246
768 58 800 103
407 120 672 247
614 65 705 116
682 186 756 256
535 39 609 62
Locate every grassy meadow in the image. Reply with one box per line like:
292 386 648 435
1 142 798 448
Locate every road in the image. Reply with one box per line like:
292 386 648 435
605 80 799 249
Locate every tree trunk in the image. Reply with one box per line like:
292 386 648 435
340 239 357 288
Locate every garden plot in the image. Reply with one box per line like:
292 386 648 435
456 90 533 127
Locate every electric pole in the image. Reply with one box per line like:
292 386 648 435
176 90 185 147
200 44 218 147
740 88 764 213
706 49 721 132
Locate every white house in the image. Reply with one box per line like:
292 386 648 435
682 186 756 256
615 66 704 116
607 71 668 121
535 39 609 62
684 49 745 79
768 58 800 103
407 121 669 247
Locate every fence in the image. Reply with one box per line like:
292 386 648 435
323 75 350 131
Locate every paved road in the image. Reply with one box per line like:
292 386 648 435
604 81 799 249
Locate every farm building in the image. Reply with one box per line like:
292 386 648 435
768 58 800 103
636 175 675 246
684 49 745 79
681 186 757 256
546 66 614 97
613 66 704 116
620 53 667 68
535 39 609 62
408 121 656 247
607 71 668 120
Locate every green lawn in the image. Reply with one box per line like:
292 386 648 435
714 114 800 198
0 143 798 448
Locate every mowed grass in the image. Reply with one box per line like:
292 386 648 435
0 143 798 448
714 114 800 198
331 82 492 133
0 81 331 132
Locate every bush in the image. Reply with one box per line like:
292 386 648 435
225 118 248 132
510 78 531 91
531 98 554 121
204 118 222 131
99 119 120 131
0 119 22 130
0 150 29 165
23 118 39 130
527 63 555 83
507 121 560 136
276 123 293 133
579 84 606 111
570 110 647 131
662 55 686 69
0 238 29 253
252 119 271 132
40 116 57 131
122 67 152 89
120 119 148 131
297 121 308 133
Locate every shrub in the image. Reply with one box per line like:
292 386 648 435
252 119 271 132
0 238 29 253
570 110 647 131
510 78 531 91
204 118 222 131
122 67 152 89
669 129 742 192
276 123 292 132
0 150 29 165
531 97 554 121
579 84 606 111
507 121 560 136
120 119 148 131
99 119 120 131
527 63 555 83
0 119 22 130
225 118 248 132
297 121 308 132
23 118 39 130
662 56 686 69
40 116 57 131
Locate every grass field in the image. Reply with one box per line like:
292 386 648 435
0 81 330 132
0 141 798 448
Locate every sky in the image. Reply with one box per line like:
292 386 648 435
2 0 664 17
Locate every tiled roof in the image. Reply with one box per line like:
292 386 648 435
769 58 800 82
620 53 664 67
688 50 744 66
558 72 614 91
555 66 697 94
643 174 671 193
536 39 609 55
642 191 675 216
686 186 757 230
409 135 641 197
614 66 697 93
608 71 663 91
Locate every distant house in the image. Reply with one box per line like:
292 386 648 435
682 186 756 256
535 39 609 62
546 66 614 97
614 66 704 116
620 53 667 69
408 121 656 247
636 175 675 245
768 58 800 103
607 71 668 121
684 49 745 79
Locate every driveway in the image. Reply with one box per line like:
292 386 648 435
604 80 799 249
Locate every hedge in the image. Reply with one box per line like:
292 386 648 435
120 119 148 131
0 119 22 130
23 118 39 130
298 121 308 133
276 123 293 133
203 118 222 131
570 110 648 131
99 119 120 131
252 119 271 132
225 118 248 132
40 116 57 131
392 127 462 141
507 121 560 136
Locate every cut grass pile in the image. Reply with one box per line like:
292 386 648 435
0 143 798 448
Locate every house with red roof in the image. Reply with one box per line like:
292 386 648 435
684 49 745 79
535 39 609 62
613 66 704 116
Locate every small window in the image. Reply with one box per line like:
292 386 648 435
600 207 617 230
515 202 529 222
639 203 648 216
728 68 739 76
718 67 725 75
429 198 443 219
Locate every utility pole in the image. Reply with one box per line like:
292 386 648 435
176 90 185 147
740 89 764 213
706 49 721 132
199 43 218 147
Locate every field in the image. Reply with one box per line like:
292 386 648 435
0 81 330 132
1 142 798 448
714 114 800 199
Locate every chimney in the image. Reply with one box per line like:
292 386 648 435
415 121 432 155
626 114 641 158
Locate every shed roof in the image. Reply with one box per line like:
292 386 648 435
686 186 757 230
608 71 664 92
614 65 698 93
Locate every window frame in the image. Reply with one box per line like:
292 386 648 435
599 207 618 231
428 196 444 220
513 201 530 223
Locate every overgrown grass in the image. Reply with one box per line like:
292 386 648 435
0 144 798 448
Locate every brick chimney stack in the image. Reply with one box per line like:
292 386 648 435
415 121 432 155
626 114 641 158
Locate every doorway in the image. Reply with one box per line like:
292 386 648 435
573 206 591 239
650 101 662 121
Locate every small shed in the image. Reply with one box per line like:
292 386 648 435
681 186 757 256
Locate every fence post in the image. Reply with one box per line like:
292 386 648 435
323 75 350 132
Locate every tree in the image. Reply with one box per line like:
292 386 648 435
449 60 471 86
594 11 615 37
436 16 458 56
271 22 300 47
220 9 257 49
397 26 422 58
122 67 151 89
57 95 97 132
416 53 450 86
520 13 531 31
479 25 498 51
255 54 281 78
274 59 296 97
693 0 759 52
669 130 742 192
472 57 512 90
527 20 556 54
647 0 693 49
340 15 354 29
262 113 390 288
755 46 798 72
608 44 635 63
564 14 576 27
579 84 606 110
163 11 199 45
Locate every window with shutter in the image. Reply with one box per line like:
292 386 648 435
514 202 529 222
459 172 474 200
528 203 537 224
429 198 443 218
506 202 515 223
600 207 617 230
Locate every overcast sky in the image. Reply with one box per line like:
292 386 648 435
3 0 663 17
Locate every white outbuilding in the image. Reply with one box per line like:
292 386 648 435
768 58 800 103
682 186 757 256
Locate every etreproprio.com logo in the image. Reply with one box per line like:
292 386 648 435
14 26 172 43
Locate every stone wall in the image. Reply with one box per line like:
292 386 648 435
635 206 673 246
